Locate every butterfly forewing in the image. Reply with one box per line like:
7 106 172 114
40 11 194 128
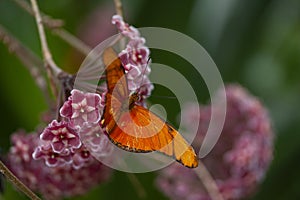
101 48 128 129
102 47 129 100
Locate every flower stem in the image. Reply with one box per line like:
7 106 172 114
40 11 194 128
193 160 224 200
113 0 123 17
51 29 92 55
126 173 147 199
113 0 126 50
0 160 41 200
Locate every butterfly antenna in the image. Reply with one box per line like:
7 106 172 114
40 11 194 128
136 56 151 94
147 94 176 99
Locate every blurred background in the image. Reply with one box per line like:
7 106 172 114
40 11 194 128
0 0 300 199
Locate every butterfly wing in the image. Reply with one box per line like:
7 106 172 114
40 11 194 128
101 47 198 168
108 104 199 168
101 47 128 130
102 47 128 96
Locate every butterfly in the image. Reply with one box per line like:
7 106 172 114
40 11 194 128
100 47 198 168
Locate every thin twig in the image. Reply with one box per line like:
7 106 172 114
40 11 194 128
113 0 123 17
113 0 126 50
0 24 53 107
193 160 224 200
30 0 61 99
13 0 92 56
0 160 41 200
116 158 147 199
52 29 91 55
126 173 147 199
30 0 61 76
13 0 64 29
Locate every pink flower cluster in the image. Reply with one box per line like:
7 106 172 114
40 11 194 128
33 89 112 170
6 90 113 199
156 84 274 200
112 15 154 104
4 15 154 199
7 131 111 200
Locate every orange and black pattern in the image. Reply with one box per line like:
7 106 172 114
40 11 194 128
100 47 198 168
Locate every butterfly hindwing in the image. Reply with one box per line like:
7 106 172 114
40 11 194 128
109 104 198 168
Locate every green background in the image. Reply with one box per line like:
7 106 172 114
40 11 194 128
0 0 300 199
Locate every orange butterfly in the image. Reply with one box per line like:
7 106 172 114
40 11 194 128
100 47 198 168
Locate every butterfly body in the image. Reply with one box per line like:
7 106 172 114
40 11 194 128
100 48 198 168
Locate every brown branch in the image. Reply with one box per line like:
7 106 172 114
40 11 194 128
113 0 126 50
113 0 123 17
52 29 91 55
0 24 53 106
193 160 224 200
0 160 41 200
30 0 61 99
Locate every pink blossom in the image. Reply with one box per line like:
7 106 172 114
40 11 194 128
6 132 111 200
10 130 33 163
79 124 113 156
60 89 102 129
71 146 93 169
112 15 153 104
119 45 150 69
7 132 41 190
40 120 81 153
112 15 140 39
39 162 111 200
136 76 154 99
156 84 273 200
32 144 72 167
36 89 112 170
